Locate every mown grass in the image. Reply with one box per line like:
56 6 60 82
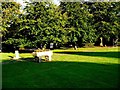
1 47 119 88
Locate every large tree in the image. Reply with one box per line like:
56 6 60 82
60 2 96 48
88 2 120 46
2 1 119 51
19 1 67 48
1 2 22 51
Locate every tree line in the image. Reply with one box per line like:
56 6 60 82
1 1 120 51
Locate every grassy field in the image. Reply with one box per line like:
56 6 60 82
1 47 119 88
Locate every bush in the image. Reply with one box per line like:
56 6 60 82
117 42 120 46
83 43 94 48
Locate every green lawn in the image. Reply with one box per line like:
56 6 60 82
1 47 119 88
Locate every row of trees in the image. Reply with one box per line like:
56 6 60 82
1 1 120 51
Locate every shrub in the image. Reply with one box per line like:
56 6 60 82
83 43 94 48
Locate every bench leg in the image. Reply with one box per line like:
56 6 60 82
35 56 38 62
38 57 42 63
48 55 52 61
45 55 48 61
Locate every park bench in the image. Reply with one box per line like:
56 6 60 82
32 49 53 63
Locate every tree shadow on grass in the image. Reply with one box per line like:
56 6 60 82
55 51 120 58
20 57 35 62
20 57 47 63
2 57 47 64
2 60 119 88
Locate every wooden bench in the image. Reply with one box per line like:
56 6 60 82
32 50 53 63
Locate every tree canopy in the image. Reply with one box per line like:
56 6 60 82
1 1 120 51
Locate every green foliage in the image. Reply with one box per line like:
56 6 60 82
19 2 68 47
88 2 120 44
1 2 23 50
1 1 120 50
1 2 21 36
60 2 96 46
83 43 95 48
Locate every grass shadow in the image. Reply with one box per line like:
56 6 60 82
55 51 120 58
8 56 14 58
20 57 35 62
20 57 47 63
2 60 119 88
2 56 48 64
2 59 20 64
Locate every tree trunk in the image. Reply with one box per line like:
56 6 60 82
74 45 77 50
100 37 103 47
74 42 77 50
